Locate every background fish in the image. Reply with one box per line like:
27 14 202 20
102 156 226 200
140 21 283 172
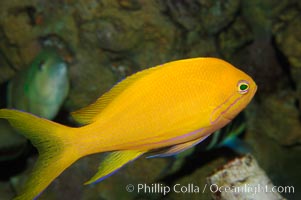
0 48 69 163
205 112 249 153
0 57 256 200
164 113 250 176
7 47 69 119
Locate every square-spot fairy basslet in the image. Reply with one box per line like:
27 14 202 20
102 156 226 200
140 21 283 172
0 57 257 199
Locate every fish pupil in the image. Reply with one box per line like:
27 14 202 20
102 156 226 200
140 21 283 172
240 84 248 91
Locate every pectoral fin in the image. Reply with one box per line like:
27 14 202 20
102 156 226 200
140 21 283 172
84 150 145 185
147 135 210 158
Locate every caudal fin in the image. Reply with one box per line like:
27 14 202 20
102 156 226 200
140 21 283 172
0 109 79 200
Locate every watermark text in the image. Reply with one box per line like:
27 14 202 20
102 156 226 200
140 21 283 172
125 183 294 196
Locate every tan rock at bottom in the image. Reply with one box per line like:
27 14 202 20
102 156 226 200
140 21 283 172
207 154 286 200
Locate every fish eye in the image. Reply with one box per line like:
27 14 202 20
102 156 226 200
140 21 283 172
237 80 249 94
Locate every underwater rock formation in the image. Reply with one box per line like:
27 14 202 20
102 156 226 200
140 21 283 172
274 5 301 68
218 17 253 60
207 155 284 200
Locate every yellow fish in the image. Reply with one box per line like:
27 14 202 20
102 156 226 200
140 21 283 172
0 57 257 199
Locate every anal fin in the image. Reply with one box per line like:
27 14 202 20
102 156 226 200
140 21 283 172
84 150 145 185
147 135 210 158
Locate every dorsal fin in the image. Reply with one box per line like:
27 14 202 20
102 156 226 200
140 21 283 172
71 65 163 125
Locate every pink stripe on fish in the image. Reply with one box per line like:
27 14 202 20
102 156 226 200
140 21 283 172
210 93 242 125
120 127 205 150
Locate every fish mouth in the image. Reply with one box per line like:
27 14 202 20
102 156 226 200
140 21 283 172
248 84 257 100
253 84 258 95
